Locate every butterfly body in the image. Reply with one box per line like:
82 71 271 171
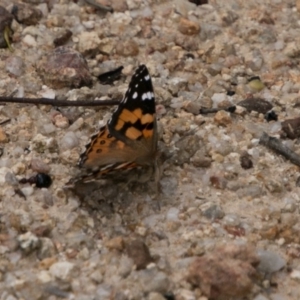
76 65 158 182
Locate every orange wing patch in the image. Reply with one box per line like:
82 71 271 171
141 113 154 124
125 126 143 140
142 128 153 138
79 126 125 168
115 108 145 131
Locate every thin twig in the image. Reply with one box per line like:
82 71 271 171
0 97 120 107
259 132 300 167
199 106 236 114
84 0 113 12
0 118 11 125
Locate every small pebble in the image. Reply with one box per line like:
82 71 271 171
178 18 200 35
49 261 76 281
214 110 232 126
257 250 286 274
17 232 41 254
237 98 273 114
60 131 79 150
290 270 300 281
37 46 93 89
240 151 253 169
125 239 153 270
5 56 24 76
202 205 225 220
30 158 51 173
0 127 8 143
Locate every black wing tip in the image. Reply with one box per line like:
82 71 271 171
136 64 149 75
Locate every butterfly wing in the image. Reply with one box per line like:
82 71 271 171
108 64 157 165
78 64 157 179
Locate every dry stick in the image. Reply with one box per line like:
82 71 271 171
0 97 120 107
84 0 113 12
259 132 300 167
0 118 11 125
200 106 236 114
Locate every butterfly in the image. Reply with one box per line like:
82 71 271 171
73 64 158 184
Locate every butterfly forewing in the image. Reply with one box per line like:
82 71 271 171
108 65 156 145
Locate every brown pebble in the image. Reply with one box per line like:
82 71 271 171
116 40 139 57
11 3 42 26
281 117 300 139
30 158 51 174
39 257 57 269
178 18 200 35
0 127 8 142
32 224 52 237
191 149 212 168
214 110 232 126
187 244 259 300
237 97 273 114
105 236 124 251
66 248 79 259
259 225 278 240
210 175 227 189
53 114 69 129
53 29 73 47
240 151 253 169
37 46 93 89
111 0 128 12
125 239 153 270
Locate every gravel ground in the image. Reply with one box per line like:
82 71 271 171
1 0 300 299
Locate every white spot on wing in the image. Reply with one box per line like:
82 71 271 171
142 93 148 101
144 74 150 81
132 91 138 99
141 91 154 101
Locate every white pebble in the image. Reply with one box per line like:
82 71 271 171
49 261 75 280
20 186 34 196
22 35 37 47
290 269 300 281
166 207 179 221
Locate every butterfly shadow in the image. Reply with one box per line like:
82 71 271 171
65 166 162 217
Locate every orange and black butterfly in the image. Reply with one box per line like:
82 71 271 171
74 64 158 183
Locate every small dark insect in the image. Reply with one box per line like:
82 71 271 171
188 0 208 5
264 110 278 122
184 53 195 59
19 173 52 188
227 106 236 113
227 90 235 96
164 292 175 300
98 66 124 85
